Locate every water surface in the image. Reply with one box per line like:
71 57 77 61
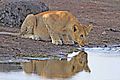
0 47 120 80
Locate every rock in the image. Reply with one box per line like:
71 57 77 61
109 28 120 32
102 31 107 35
105 28 120 32
0 0 49 27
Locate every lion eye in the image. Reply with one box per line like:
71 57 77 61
80 35 84 38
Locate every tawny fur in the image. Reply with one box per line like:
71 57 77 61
0 11 93 46
22 51 91 78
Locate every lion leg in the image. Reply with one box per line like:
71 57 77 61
21 26 33 35
49 32 62 45
45 24 62 45
49 30 62 45
20 25 27 36
21 34 33 38
20 27 34 39
22 34 40 41
26 27 33 34
62 34 74 45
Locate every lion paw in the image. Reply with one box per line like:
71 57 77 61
33 35 40 40
52 40 62 45
29 35 40 40
64 40 74 45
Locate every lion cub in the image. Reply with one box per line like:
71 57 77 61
20 11 92 47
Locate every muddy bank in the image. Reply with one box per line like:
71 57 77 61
0 26 80 60
0 0 120 60
0 26 119 61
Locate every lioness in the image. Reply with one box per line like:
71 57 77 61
22 51 91 78
0 11 92 46
20 11 92 47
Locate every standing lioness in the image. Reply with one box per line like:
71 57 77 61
20 11 92 47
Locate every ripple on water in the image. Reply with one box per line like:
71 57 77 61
85 47 120 56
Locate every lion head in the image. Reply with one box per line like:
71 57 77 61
70 51 91 73
71 23 93 47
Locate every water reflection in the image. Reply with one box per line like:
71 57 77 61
22 51 91 78
0 62 22 72
0 47 120 80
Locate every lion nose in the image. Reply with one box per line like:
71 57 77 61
79 44 84 47
79 41 85 47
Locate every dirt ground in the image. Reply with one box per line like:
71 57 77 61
0 0 120 60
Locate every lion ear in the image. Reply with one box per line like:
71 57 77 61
84 24 93 35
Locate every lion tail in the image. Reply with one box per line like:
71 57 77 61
0 32 20 36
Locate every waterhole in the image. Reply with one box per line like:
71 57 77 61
0 47 120 80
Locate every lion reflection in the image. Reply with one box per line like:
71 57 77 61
22 51 91 78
